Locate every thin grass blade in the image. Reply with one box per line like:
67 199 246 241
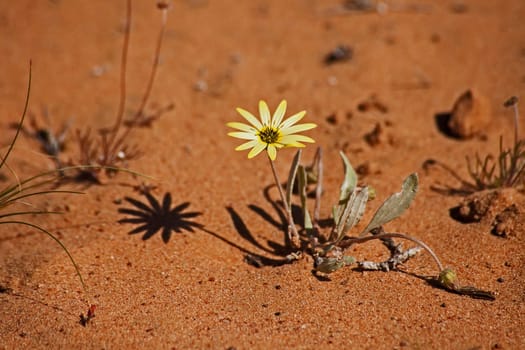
0 221 88 296
0 210 61 219
0 61 31 170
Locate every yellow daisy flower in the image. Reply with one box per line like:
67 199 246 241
227 100 317 160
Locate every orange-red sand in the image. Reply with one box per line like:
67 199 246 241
1 1 524 348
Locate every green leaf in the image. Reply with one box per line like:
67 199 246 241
360 173 418 236
298 165 313 230
286 150 302 209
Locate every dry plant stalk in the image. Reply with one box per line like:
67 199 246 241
466 96 525 190
73 1 171 182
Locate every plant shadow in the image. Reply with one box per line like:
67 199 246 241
117 190 289 266
0 285 78 318
248 184 305 249
224 206 293 267
397 269 495 300
118 192 202 243
222 183 310 268
422 158 477 196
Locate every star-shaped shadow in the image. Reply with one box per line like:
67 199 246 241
118 192 202 243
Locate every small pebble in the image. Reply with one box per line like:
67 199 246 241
324 45 353 65
447 89 491 139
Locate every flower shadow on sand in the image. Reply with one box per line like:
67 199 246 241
225 206 291 267
224 184 307 268
118 192 202 243
117 191 288 266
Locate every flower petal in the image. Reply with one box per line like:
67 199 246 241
259 100 271 126
228 131 258 140
280 110 306 129
227 122 257 132
248 142 266 159
236 107 263 129
272 100 287 127
266 144 277 160
283 142 306 148
280 134 315 145
280 123 317 136
235 140 258 151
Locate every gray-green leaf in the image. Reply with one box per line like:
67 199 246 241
286 150 302 209
298 165 313 230
333 151 357 225
360 173 418 236
314 256 355 274
336 187 368 242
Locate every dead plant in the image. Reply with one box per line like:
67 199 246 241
72 0 172 183
466 96 525 190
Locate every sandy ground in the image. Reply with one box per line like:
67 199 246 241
1 0 524 349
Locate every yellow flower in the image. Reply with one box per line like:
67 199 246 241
227 100 317 160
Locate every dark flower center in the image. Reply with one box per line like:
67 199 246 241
258 126 280 144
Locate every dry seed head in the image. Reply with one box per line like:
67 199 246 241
503 96 518 108
157 1 170 10
438 268 458 289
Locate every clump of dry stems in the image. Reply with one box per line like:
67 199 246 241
466 96 525 190
73 1 172 183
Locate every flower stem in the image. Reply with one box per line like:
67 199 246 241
512 100 520 146
268 155 301 249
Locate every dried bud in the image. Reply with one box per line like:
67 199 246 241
157 1 170 10
438 268 458 290
314 256 354 274
315 257 345 274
